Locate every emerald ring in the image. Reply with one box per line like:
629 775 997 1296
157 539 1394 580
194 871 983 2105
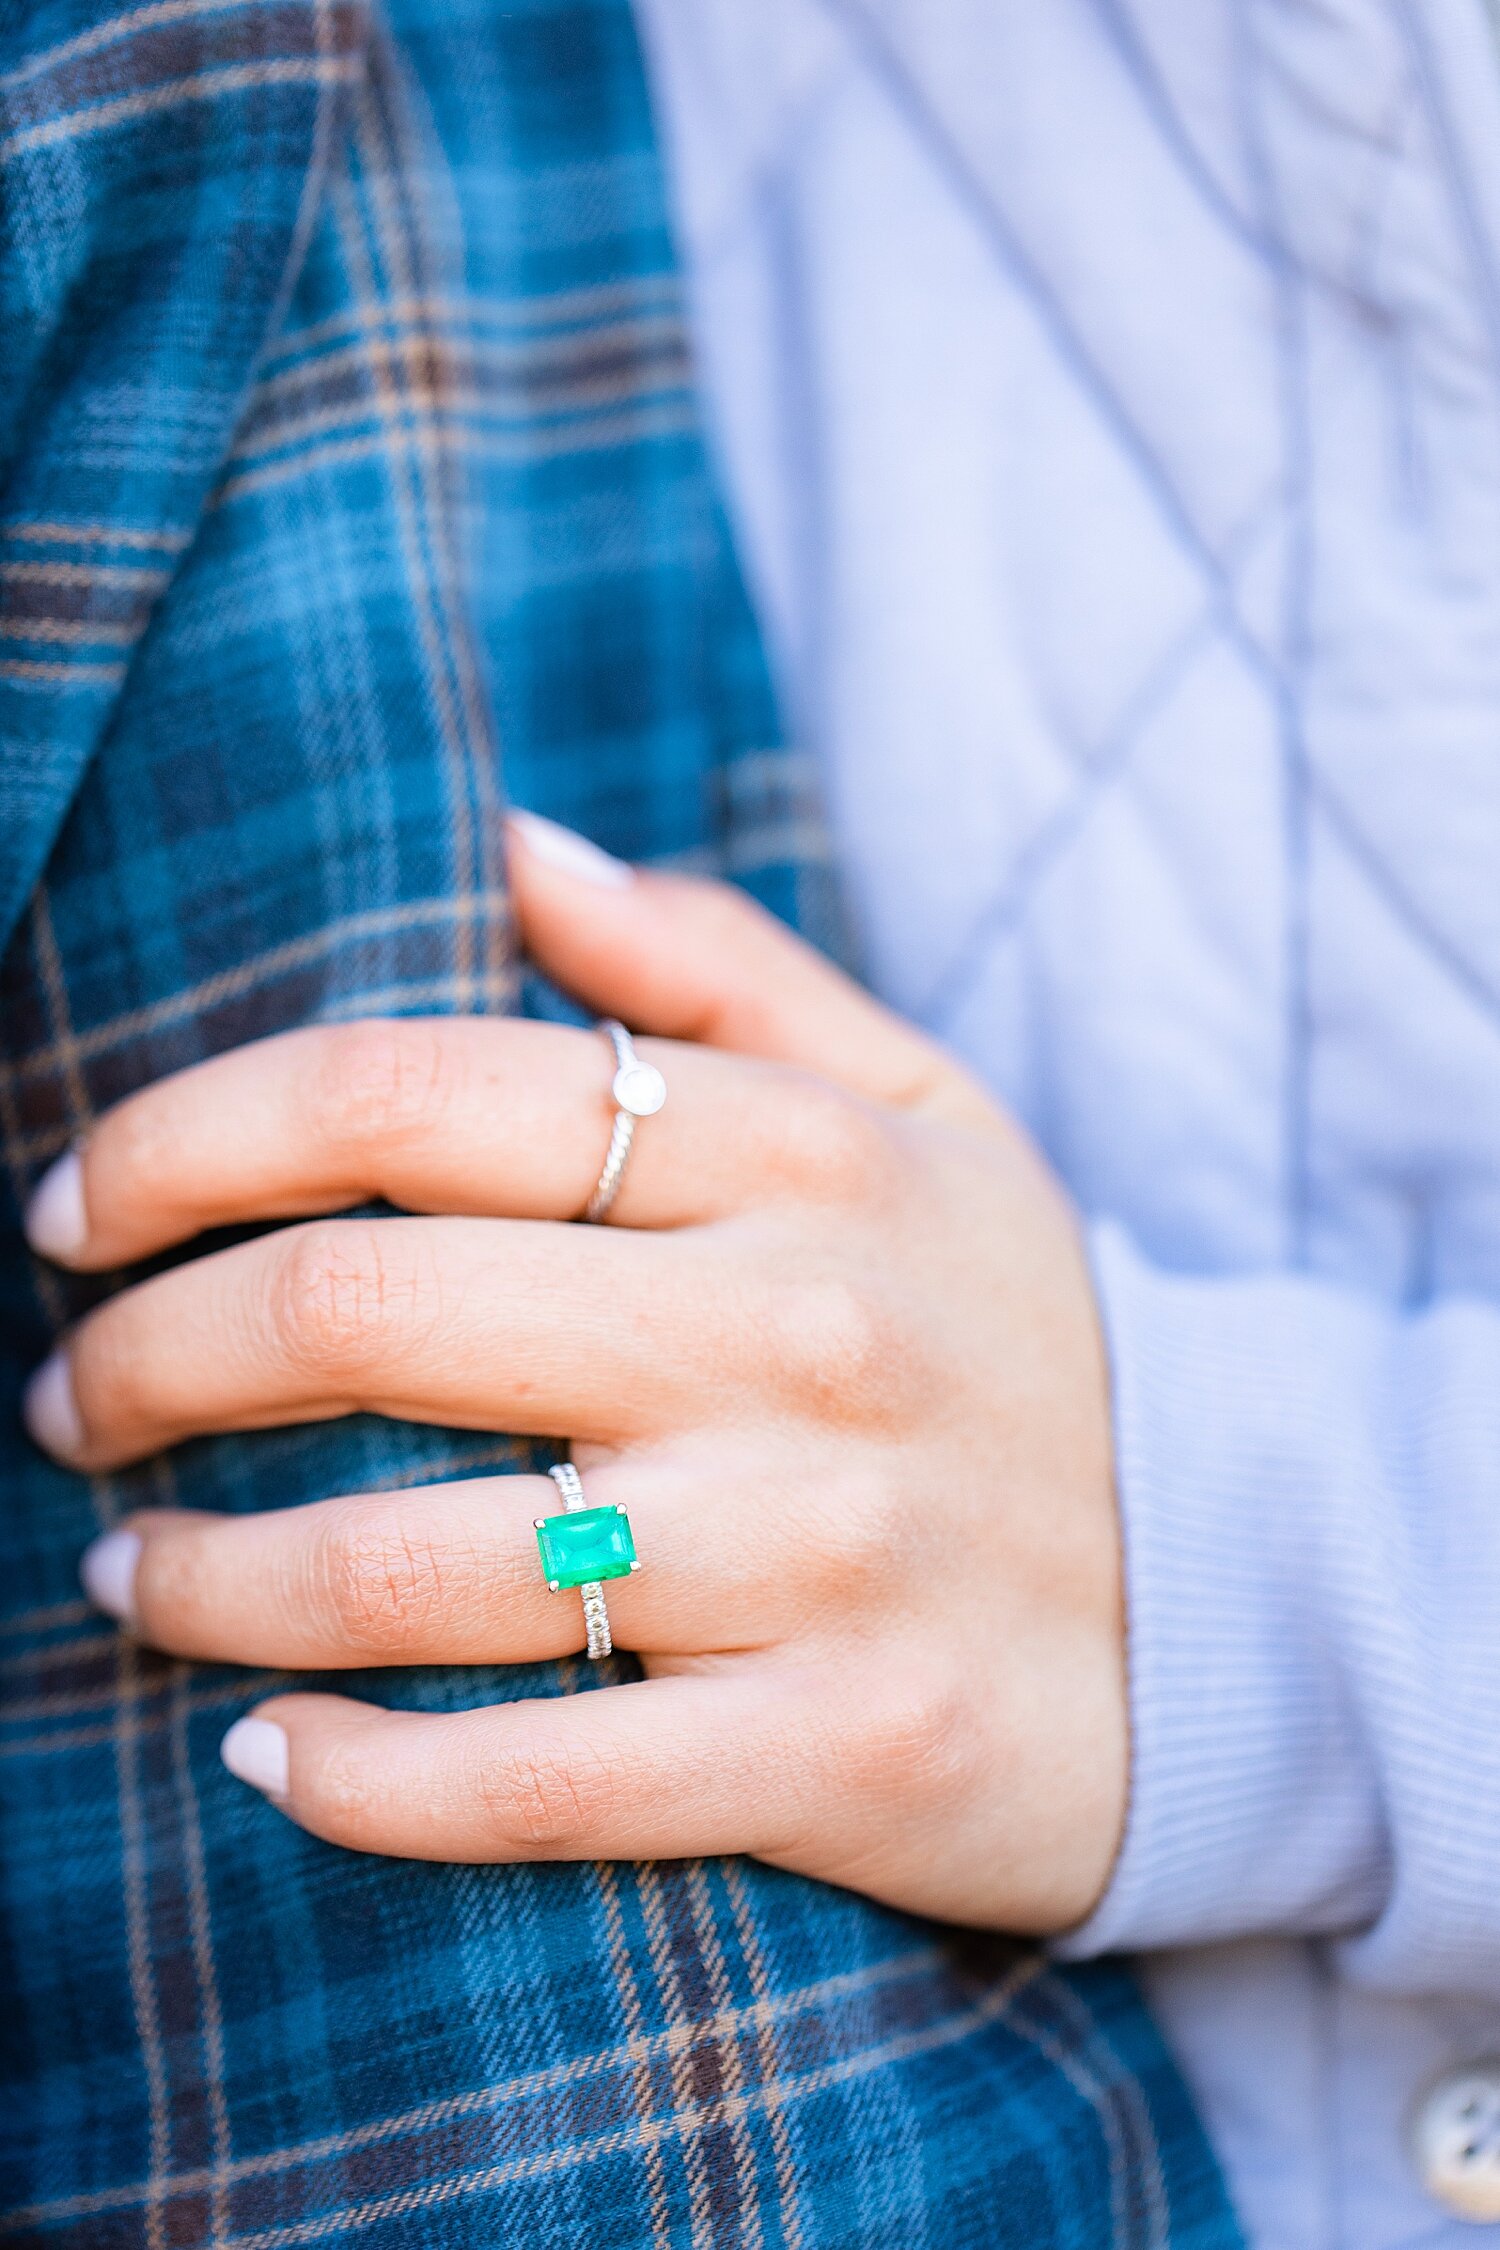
583 1019 666 1223
534 1462 640 1659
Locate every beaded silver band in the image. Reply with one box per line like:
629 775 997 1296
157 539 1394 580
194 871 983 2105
547 1462 613 1658
583 1019 666 1223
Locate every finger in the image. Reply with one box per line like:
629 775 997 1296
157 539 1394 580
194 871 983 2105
222 1670 823 1862
508 811 993 1127
83 1455 775 1667
25 1017 831 1274
34 1216 717 1471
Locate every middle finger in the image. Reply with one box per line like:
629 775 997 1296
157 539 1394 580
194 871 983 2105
36 1216 731 1471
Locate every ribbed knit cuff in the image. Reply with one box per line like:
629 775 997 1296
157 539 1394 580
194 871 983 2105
1056 1225 1387 1959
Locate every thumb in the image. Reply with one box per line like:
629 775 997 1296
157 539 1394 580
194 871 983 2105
506 812 988 1122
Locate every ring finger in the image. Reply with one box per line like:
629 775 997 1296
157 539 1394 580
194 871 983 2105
86 1453 793 1667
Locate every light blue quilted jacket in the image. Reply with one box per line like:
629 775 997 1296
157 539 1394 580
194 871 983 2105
639 2 1500 2242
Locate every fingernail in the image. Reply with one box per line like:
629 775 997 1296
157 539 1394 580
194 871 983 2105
80 1528 141 1622
509 809 634 889
221 1717 290 1800
25 1150 87 1261
24 1352 85 1460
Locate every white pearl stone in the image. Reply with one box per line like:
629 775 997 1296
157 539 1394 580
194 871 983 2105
613 1058 666 1117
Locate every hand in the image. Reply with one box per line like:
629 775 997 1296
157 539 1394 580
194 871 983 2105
24 813 1126 1933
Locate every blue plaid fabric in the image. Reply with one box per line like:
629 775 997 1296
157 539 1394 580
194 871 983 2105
0 2 1240 2242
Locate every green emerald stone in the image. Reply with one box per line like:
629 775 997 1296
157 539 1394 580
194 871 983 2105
536 1505 637 1590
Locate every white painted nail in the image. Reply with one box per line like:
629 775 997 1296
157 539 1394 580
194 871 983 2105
24 1352 85 1460
25 1150 87 1261
221 1717 290 1800
80 1528 142 1622
509 809 634 888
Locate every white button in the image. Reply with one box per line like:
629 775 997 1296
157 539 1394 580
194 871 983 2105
1412 2062 1500 2222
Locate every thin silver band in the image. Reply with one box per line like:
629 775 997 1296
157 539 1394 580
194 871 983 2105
548 1462 612 1659
583 1019 666 1223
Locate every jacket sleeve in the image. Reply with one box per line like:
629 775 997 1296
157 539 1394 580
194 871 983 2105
1056 1222 1500 1998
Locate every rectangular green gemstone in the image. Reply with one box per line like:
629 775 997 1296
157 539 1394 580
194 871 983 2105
536 1505 637 1590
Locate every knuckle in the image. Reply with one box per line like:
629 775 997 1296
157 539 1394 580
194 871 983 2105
69 1306 154 1439
270 1221 414 1378
847 1677 978 1817
309 1739 387 1835
767 1269 909 1429
315 1509 454 1654
479 1739 615 1856
314 1019 452 1154
136 1529 212 1635
773 1082 900 1207
804 1464 910 1595
103 1089 178 1202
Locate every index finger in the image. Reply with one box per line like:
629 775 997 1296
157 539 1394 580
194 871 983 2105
22 1017 847 1272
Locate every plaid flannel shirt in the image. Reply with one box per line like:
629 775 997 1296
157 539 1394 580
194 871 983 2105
0 1 1240 2242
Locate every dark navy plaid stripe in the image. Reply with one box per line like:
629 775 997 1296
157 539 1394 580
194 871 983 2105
0 1 1239 2242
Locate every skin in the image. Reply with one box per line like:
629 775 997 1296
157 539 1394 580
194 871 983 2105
24 818 1128 1934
